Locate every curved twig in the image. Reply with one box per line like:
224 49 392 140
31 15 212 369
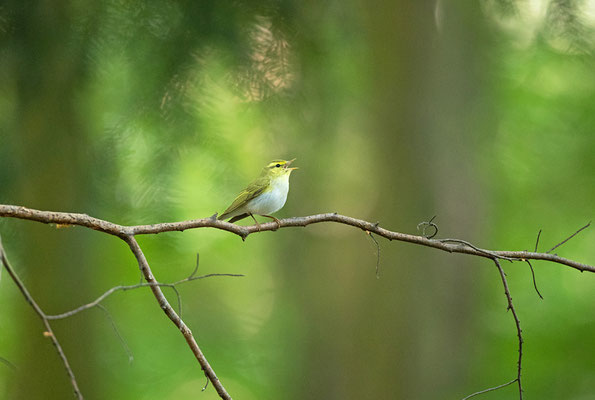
494 258 523 399
462 257 524 400
525 260 543 299
461 378 517 400
417 215 438 239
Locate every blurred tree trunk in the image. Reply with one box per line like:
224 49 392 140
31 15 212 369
7 1 98 398
362 2 488 398
285 2 489 398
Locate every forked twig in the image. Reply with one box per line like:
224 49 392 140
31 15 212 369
46 273 243 320
3 231 241 399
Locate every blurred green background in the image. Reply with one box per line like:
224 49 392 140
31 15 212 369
1 1 594 399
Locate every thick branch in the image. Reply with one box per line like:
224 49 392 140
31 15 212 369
1 205 592 272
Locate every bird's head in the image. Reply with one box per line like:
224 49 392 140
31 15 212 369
263 158 298 178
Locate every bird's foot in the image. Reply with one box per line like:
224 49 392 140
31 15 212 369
263 215 281 231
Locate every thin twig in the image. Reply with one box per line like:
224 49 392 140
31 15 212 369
534 229 542 252
461 378 517 400
438 238 514 262
190 253 201 278
46 273 243 320
96 303 134 363
0 236 83 399
0 356 16 371
417 215 438 239
461 259 524 400
366 231 381 278
494 258 523 399
546 222 591 254
169 285 183 317
202 373 210 391
525 260 543 299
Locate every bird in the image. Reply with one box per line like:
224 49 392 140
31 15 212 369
218 159 298 228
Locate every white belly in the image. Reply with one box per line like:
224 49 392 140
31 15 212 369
246 175 289 215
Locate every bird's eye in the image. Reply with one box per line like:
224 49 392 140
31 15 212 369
275 164 281 168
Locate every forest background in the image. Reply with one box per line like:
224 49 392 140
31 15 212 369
1 1 594 399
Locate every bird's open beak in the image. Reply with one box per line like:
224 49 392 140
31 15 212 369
285 158 298 170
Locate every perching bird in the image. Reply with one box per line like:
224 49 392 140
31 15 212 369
218 159 298 227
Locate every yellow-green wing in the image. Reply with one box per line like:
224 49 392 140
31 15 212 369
218 176 269 220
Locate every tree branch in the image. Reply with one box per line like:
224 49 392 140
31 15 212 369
1 205 592 272
44 268 243 365
0 205 241 399
0 236 83 400
122 235 232 400
1 204 593 400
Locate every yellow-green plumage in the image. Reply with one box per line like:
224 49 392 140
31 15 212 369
218 176 270 222
218 159 297 224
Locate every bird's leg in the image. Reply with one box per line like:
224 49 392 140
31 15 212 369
262 215 281 231
249 213 261 231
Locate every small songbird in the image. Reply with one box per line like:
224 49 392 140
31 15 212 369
218 159 298 226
